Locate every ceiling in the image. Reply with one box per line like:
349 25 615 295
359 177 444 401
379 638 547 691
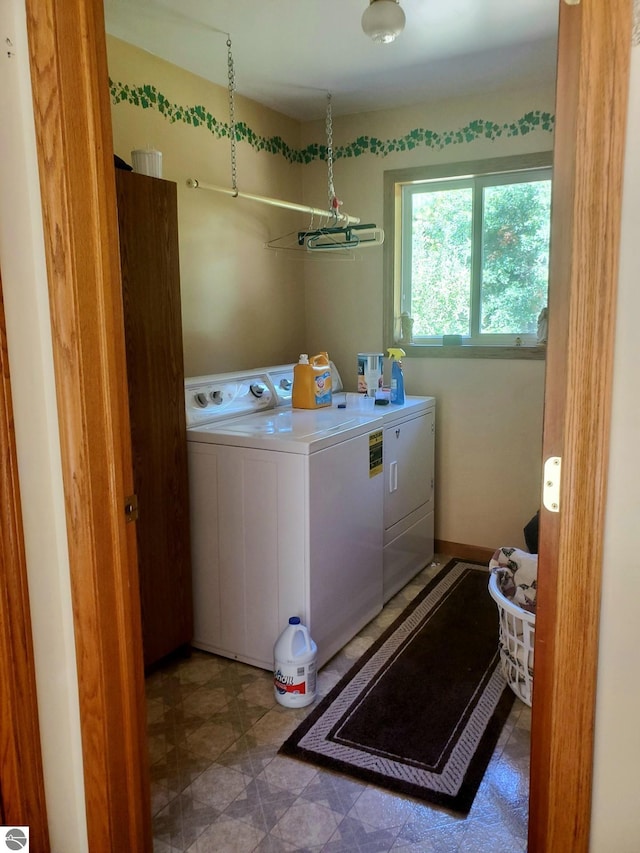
103 0 559 122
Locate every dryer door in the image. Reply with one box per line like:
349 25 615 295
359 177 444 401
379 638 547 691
384 409 434 531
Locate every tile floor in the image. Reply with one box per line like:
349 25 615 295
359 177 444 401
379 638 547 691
147 557 531 852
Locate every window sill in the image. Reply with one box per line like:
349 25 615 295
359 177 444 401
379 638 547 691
396 344 547 361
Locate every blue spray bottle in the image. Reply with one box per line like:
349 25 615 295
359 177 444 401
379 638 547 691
387 348 406 404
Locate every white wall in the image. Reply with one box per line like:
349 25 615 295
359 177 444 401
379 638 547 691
590 42 640 853
108 37 308 377
301 90 552 548
0 2 88 850
106 47 551 549
405 358 544 549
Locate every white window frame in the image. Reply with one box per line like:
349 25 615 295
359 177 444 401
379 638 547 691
383 152 553 358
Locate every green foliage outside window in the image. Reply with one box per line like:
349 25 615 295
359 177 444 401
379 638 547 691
403 167 551 344
410 187 472 337
481 181 551 334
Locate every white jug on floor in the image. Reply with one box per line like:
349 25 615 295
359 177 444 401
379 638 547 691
273 617 317 708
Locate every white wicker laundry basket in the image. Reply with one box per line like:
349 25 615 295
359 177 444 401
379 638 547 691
488 573 535 707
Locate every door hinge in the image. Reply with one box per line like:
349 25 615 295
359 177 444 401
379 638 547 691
542 457 561 513
124 494 139 523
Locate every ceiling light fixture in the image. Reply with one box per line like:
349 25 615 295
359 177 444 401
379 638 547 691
361 0 406 44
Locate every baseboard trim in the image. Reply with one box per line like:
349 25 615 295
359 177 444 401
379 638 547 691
435 540 495 565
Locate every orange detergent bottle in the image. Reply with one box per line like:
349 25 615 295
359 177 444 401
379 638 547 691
292 353 332 409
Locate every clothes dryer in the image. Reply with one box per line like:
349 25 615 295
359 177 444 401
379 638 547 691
324 392 437 602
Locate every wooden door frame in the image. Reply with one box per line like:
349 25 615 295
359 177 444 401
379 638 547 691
17 0 631 849
24 0 151 850
529 2 631 850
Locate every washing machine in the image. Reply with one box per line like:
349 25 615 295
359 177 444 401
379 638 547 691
185 366 384 670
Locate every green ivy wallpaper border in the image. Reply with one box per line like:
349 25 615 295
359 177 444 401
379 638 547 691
109 78 555 165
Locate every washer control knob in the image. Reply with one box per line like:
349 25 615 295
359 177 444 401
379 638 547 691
279 378 292 391
250 383 266 398
194 392 208 408
210 390 222 405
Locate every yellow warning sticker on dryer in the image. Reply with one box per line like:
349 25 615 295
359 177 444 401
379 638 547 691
369 430 383 477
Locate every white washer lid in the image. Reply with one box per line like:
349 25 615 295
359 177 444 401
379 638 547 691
187 406 383 454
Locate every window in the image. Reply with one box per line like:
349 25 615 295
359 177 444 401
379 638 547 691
384 154 553 355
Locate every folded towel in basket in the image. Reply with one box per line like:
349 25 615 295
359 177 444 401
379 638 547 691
489 546 538 613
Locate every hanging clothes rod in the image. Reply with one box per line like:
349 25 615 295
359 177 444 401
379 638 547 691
186 178 361 226
295 223 384 252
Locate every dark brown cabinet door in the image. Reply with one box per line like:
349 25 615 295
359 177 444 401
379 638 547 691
115 170 193 667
